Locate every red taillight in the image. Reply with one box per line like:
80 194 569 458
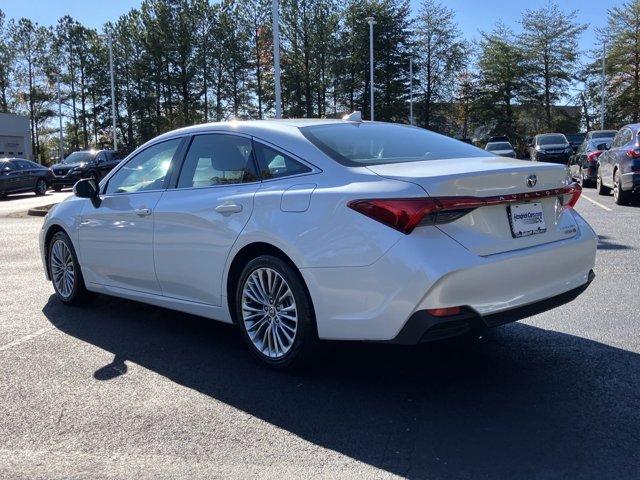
348 183 582 234
587 150 604 162
427 306 462 317
626 148 640 158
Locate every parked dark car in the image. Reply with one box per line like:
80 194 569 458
0 158 52 197
529 133 573 164
49 150 121 191
565 132 586 152
596 123 640 205
568 139 611 187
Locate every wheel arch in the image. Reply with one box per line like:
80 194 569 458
43 223 70 279
225 241 316 329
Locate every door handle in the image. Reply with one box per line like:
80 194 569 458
134 208 152 217
215 203 242 214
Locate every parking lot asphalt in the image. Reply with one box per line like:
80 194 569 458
0 187 639 480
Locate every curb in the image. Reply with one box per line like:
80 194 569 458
27 204 56 217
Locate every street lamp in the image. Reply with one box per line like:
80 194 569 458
107 32 117 151
409 56 413 126
366 17 376 121
272 0 282 119
56 72 64 162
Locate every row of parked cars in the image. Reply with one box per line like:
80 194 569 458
0 149 121 198
485 125 640 206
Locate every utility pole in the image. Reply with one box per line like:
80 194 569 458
57 72 64 162
272 0 282 118
107 32 117 151
409 57 413 126
366 17 376 121
600 40 606 130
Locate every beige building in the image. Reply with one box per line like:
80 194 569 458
0 113 32 160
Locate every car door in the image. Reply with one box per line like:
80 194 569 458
153 133 260 306
78 138 183 294
0 161 20 193
18 160 40 190
600 131 620 187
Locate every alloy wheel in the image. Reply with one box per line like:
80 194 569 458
241 267 298 359
36 179 47 195
613 172 619 201
50 239 75 299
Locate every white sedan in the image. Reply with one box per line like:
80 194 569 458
40 118 597 369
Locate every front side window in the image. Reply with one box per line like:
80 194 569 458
177 134 257 188
301 123 491 166
255 143 311 179
105 139 180 194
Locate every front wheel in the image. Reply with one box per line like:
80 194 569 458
34 178 47 196
48 231 91 305
235 255 317 369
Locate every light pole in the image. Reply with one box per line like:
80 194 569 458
600 40 606 130
107 32 117 151
57 72 64 162
366 16 376 121
409 56 413 125
272 0 282 118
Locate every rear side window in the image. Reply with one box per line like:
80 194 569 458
300 123 491 166
255 143 311 179
177 134 258 188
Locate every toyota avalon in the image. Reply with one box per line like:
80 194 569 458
40 118 597 368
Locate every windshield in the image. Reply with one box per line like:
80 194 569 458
300 123 492 166
591 131 617 139
537 134 568 146
63 151 96 164
486 142 512 151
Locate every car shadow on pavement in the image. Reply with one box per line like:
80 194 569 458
597 235 635 250
42 294 639 479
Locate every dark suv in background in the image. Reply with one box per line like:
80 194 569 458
49 150 121 191
530 133 573 164
596 123 640 205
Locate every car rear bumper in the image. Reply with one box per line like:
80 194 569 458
390 270 595 344
301 210 597 341
620 172 640 192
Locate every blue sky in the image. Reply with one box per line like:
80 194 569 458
1 0 619 54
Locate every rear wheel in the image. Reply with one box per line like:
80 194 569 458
235 255 317 369
613 169 632 205
48 231 91 305
34 178 47 196
596 172 611 196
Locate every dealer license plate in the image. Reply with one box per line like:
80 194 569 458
507 202 547 238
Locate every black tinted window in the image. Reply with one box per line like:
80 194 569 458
177 134 257 188
301 123 491 166
255 143 311 179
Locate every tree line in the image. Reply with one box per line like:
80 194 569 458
0 0 639 162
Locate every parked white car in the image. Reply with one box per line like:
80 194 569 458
40 118 597 368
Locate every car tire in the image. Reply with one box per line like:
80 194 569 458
235 255 317 370
613 169 632 206
596 172 610 196
48 231 91 305
53 186 62 192
34 178 47 196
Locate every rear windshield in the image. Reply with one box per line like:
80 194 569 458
300 123 491 166
591 131 617 139
537 134 568 145
486 142 512 151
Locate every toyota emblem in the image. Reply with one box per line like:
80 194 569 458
526 174 538 188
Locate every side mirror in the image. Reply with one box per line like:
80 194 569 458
596 143 610 151
74 178 101 207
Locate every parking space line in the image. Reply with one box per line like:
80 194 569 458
581 195 612 212
0 326 58 353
